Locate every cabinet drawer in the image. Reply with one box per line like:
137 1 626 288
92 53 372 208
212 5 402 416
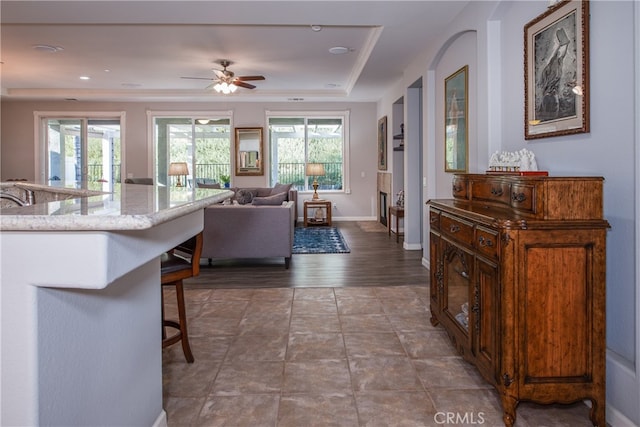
452 177 468 199
510 184 535 213
471 180 510 206
476 227 499 259
429 209 441 230
440 213 474 246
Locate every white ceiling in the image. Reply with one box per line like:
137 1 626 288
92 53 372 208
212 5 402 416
0 1 469 103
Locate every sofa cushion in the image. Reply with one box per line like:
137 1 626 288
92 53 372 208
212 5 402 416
235 189 254 204
252 192 288 206
271 182 293 196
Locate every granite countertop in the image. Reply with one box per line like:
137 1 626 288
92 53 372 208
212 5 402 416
0 182 233 231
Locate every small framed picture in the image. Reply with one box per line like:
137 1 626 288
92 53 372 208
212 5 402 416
524 0 590 140
378 116 388 170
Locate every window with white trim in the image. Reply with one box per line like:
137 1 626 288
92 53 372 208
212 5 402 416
267 111 349 193
151 113 232 187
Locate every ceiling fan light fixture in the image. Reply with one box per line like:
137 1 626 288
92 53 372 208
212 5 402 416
214 81 238 94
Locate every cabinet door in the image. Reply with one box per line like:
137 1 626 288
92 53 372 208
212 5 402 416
473 256 500 386
515 229 606 402
441 239 474 350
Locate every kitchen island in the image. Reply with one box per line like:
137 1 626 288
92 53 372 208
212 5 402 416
0 182 232 426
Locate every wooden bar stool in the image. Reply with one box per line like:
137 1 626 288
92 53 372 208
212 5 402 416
160 232 203 363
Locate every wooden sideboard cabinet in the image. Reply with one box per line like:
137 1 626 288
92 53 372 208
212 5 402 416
427 174 609 427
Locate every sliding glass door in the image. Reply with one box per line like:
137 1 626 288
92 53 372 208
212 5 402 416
43 117 121 186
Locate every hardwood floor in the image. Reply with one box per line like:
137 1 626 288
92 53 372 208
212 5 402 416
187 221 428 289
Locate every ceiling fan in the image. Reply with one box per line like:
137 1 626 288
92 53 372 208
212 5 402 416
181 60 265 93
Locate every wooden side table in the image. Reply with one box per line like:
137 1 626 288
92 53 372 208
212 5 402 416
304 200 332 226
388 206 404 242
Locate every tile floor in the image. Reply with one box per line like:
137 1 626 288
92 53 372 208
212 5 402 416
161 284 595 426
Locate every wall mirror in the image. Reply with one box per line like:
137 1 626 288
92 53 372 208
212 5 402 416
235 127 264 176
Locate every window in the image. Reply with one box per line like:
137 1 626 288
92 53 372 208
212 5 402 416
36 113 123 189
151 113 232 187
267 111 349 193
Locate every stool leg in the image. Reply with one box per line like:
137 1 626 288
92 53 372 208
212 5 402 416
175 280 194 363
161 287 167 340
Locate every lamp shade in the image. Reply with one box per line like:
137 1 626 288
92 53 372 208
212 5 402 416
305 163 325 177
169 162 189 176
168 162 189 176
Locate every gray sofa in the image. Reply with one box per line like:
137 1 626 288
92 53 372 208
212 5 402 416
196 184 298 221
201 200 296 268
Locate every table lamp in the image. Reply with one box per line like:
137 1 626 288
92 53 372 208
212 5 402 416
306 163 325 200
168 162 189 187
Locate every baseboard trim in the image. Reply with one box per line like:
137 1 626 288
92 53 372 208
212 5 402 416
606 403 637 427
403 242 422 250
152 410 167 427
606 350 639 426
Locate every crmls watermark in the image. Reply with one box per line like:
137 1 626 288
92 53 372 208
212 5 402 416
434 411 486 425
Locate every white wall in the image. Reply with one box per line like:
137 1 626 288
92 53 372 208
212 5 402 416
382 1 639 425
0 100 378 220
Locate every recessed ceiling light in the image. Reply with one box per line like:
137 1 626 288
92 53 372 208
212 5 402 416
311 25 322 32
32 44 64 53
79 76 91 80
329 46 350 55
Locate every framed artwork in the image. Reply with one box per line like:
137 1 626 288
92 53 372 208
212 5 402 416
524 0 590 140
444 65 468 173
378 116 387 170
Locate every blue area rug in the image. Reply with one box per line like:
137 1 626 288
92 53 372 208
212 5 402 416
293 226 350 254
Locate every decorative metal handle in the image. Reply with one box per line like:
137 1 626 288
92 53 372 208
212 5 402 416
478 236 493 247
452 184 463 193
490 187 503 196
449 224 460 233
503 373 514 387
430 215 438 223
512 192 526 203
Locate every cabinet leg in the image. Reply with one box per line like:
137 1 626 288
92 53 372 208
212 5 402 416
589 398 605 427
429 313 440 326
501 395 518 427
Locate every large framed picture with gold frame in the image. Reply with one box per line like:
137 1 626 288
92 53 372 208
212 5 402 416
444 65 468 173
524 0 590 140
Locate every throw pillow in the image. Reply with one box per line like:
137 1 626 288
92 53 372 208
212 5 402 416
271 182 292 197
252 192 288 206
235 189 254 205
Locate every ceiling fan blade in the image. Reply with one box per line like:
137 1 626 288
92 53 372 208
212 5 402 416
181 76 216 81
233 81 256 89
213 69 226 79
235 75 265 81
